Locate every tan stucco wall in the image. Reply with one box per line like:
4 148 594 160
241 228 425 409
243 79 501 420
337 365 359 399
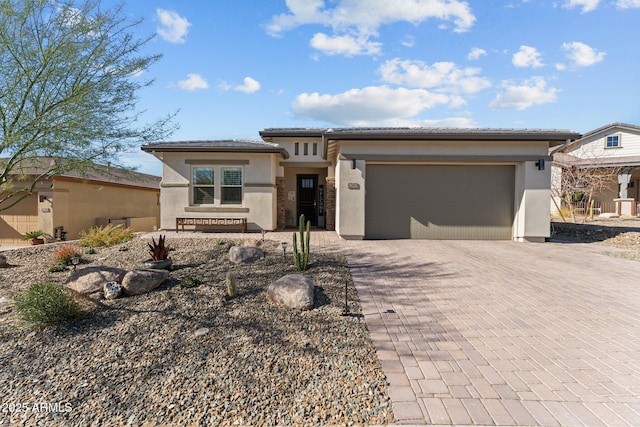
52 178 160 240
0 193 39 245
513 161 551 242
335 159 365 239
158 152 278 231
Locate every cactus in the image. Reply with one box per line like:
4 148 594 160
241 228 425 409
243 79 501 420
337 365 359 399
225 271 237 299
293 214 311 271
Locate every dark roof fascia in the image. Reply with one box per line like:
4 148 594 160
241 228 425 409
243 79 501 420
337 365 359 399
259 128 327 138
141 141 289 159
325 128 580 145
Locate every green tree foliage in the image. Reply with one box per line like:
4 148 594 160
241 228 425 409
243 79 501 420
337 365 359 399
0 0 176 210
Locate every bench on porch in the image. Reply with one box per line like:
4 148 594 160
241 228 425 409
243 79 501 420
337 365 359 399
175 217 247 233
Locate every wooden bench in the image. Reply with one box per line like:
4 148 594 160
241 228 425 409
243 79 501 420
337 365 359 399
176 217 247 233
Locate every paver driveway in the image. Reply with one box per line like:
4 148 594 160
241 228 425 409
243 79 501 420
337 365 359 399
343 239 640 426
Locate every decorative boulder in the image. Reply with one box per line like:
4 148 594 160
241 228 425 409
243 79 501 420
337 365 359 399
103 281 122 300
0 254 7 268
121 269 169 296
228 246 264 264
66 266 127 295
267 274 315 310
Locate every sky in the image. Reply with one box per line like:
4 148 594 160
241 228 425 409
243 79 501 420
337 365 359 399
110 0 640 176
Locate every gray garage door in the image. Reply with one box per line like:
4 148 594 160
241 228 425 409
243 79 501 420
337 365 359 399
365 164 515 239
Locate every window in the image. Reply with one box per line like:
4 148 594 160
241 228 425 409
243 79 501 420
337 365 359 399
313 142 318 155
221 167 242 204
193 167 214 204
304 142 309 155
192 166 243 205
294 142 299 155
606 135 621 148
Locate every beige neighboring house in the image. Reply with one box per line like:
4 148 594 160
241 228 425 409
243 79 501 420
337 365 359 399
142 127 579 242
0 157 161 246
551 123 640 216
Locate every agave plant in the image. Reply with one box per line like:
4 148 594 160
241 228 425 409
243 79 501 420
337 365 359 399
148 234 172 261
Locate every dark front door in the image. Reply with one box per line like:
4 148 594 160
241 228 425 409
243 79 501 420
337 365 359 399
297 175 318 226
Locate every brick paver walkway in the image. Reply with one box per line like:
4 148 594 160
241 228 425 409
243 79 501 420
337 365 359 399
145 230 640 425
345 239 640 426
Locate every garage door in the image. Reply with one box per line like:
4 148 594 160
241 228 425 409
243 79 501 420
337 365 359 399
365 164 514 239
0 193 39 245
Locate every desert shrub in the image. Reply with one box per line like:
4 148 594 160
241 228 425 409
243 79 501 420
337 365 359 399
79 224 133 247
180 277 202 289
52 244 84 266
13 283 82 328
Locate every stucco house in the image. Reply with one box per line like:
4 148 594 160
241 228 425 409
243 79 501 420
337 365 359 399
551 123 640 216
142 127 579 242
0 157 161 246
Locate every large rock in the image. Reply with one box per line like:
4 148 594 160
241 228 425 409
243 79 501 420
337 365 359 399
66 266 127 295
121 269 169 296
267 274 315 310
228 246 264 264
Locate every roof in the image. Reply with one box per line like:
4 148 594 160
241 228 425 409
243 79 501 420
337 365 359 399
580 122 640 139
3 157 161 190
261 127 580 145
141 139 289 158
556 122 640 153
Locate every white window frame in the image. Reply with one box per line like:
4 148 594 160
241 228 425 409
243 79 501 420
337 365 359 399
192 166 215 205
220 167 243 205
605 134 622 149
190 165 244 206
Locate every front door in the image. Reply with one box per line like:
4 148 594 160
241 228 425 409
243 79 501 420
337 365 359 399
297 175 318 226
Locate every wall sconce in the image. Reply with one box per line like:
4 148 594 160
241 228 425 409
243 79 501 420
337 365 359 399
535 159 545 171
351 159 356 169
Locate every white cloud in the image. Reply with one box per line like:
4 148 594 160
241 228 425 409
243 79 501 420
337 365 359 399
401 36 416 48
219 77 261 94
266 0 476 56
310 33 382 56
512 45 544 68
562 41 605 66
292 86 455 125
235 77 261 94
157 9 191 44
563 0 600 12
378 58 491 94
617 0 640 8
467 47 487 60
489 77 558 110
177 74 209 91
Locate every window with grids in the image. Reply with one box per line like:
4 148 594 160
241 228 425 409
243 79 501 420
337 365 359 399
606 135 621 148
221 167 243 204
192 167 215 204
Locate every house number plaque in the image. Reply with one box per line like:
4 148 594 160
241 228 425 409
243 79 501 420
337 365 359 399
347 182 360 190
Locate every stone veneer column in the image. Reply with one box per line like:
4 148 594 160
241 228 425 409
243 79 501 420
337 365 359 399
276 177 286 230
325 177 336 231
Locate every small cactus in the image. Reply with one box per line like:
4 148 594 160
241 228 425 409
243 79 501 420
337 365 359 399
225 271 237 299
293 214 311 271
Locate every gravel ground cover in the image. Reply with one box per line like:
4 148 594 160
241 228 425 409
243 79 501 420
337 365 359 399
552 219 640 261
0 237 392 426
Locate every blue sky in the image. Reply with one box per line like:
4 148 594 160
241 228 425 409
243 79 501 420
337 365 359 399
114 0 640 175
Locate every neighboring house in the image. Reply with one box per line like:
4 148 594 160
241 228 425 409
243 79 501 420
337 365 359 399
142 127 579 242
551 123 640 216
0 157 161 246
